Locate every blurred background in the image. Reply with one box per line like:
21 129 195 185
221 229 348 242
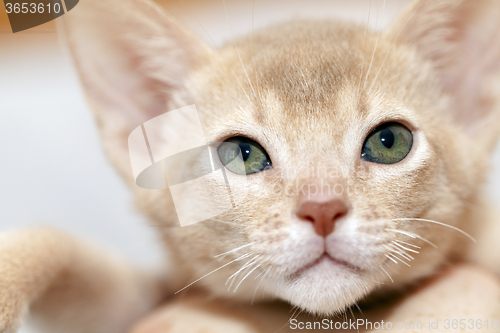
1 1 499 332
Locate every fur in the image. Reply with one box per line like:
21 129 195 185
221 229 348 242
1 0 500 332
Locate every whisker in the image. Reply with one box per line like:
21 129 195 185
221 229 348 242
388 243 414 260
234 264 261 292
251 267 269 305
371 279 385 285
392 218 477 243
226 255 259 290
175 252 252 294
354 302 364 317
214 242 257 258
341 308 348 324
276 307 303 333
250 0 263 101
388 252 411 267
385 254 398 264
357 1 373 96
362 0 382 91
386 228 438 249
365 0 386 96
222 0 256 98
393 250 413 262
366 0 424 96
379 265 394 283
348 305 356 323
178 0 253 104
225 255 259 282
392 242 419 255
393 239 421 251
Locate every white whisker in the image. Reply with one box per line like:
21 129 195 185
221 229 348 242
175 252 252 294
367 0 423 96
251 267 270 304
392 242 419 255
357 1 372 95
371 279 385 285
385 254 398 264
234 264 261 292
278 307 303 333
226 255 259 290
362 0 382 91
393 240 421 251
388 252 411 267
388 243 414 260
354 302 364 317
179 0 253 104
214 242 256 258
379 265 394 283
394 250 413 262
222 0 256 98
348 305 356 322
393 218 477 243
386 228 438 249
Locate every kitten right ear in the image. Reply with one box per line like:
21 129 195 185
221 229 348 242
60 0 213 180
386 0 500 152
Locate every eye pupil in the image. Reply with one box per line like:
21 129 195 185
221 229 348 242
239 142 251 161
379 128 395 149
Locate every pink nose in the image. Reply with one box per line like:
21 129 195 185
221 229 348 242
296 198 348 236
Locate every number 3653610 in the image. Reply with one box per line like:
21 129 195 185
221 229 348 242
5 2 62 14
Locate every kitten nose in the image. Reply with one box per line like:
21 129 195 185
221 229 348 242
296 197 348 236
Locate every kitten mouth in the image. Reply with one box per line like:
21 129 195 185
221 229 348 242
290 253 360 279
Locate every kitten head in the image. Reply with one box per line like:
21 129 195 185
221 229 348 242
62 0 500 314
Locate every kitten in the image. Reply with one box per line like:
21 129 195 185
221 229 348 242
1 0 500 332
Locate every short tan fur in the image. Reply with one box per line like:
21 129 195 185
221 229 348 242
2 0 500 332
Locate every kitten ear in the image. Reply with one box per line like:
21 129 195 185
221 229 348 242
60 0 212 179
386 0 500 151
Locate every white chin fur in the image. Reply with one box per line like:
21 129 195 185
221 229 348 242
274 259 371 315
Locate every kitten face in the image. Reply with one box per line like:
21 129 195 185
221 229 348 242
152 21 481 314
63 0 500 316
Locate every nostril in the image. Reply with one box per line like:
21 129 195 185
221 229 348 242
333 212 345 221
296 198 348 236
304 215 315 223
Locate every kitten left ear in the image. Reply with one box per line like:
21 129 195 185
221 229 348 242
59 0 213 181
386 0 500 151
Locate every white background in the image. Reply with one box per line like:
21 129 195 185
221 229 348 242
1 1 499 332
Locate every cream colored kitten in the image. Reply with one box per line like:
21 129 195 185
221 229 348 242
1 0 500 332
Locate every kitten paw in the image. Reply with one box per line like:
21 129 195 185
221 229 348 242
0 230 38 333
0 303 26 333
129 301 260 333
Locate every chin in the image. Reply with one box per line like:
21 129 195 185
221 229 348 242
275 258 373 315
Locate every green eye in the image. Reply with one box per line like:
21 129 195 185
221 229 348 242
217 137 272 175
361 123 413 164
